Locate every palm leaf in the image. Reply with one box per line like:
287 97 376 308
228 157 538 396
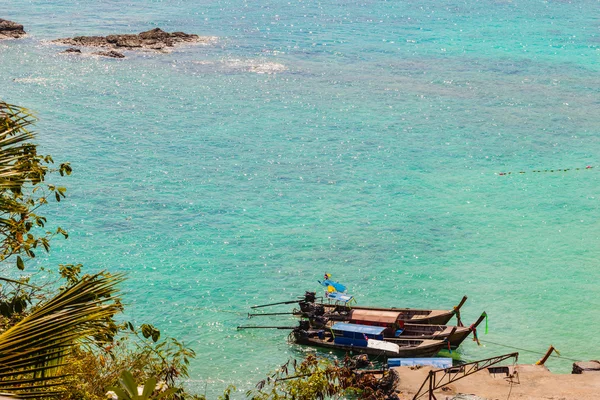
0 272 124 398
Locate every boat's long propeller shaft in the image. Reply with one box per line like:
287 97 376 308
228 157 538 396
237 325 296 330
248 312 295 318
251 300 301 309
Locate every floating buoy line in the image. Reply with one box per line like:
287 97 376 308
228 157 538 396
498 165 594 176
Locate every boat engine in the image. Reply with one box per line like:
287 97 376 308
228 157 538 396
304 291 316 302
298 320 311 330
310 315 329 329
299 301 312 313
314 304 325 315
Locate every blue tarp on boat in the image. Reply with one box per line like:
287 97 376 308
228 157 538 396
319 279 347 292
332 323 386 336
334 337 368 347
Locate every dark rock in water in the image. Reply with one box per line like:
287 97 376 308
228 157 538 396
53 28 214 51
62 47 82 54
92 50 125 58
0 19 26 39
66 36 106 47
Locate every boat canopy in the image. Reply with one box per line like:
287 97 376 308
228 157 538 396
350 309 401 324
332 323 386 336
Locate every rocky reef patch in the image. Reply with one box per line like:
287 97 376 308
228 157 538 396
53 28 215 51
0 19 26 39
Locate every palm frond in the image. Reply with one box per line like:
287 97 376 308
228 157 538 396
0 272 124 398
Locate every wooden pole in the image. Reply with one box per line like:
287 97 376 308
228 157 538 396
428 370 437 400
455 295 468 310
536 345 559 365
472 311 487 328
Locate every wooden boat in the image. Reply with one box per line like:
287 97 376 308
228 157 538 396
307 312 479 350
387 323 469 350
295 295 468 326
344 308 487 349
291 322 446 358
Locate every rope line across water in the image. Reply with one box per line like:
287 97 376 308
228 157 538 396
479 339 579 362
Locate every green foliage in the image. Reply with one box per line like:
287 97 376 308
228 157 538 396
120 322 195 388
0 101 71 271
108 371 177 400
0 276 36 320
140 323 161 343
0 272 124 398
57 321 200 400
59 263 83 285
248 355 340 400
217 386 237 400
247 355 398 400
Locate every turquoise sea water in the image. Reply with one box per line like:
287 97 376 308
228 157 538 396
1 0 600 396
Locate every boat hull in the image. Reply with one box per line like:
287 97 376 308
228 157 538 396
391 324 472 349
292 334 445 358
295 302 457 325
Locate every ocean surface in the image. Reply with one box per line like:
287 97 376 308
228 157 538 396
1 0 600 397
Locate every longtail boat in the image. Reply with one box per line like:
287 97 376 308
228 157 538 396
291 322 446 358
295 295 468 326
386 322 473 350
344 309 487 349
307 313 469 349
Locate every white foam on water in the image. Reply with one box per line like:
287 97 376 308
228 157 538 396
223 58 287 74
247 62 287 74
192 58 287 74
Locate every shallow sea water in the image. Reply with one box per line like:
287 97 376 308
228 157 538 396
1 0 600 397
